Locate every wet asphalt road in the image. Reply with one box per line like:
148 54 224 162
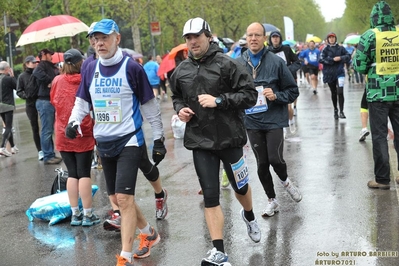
1 77 399 266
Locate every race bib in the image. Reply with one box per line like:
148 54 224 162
309 51 318 63
275 51 287 63
374 28 399 75
245 86 268 114
230 156 249 189
93 98 122 123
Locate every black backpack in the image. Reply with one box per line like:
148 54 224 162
24 74 39 99
50 168 68 194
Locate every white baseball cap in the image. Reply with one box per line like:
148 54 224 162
238 38 247 46
86 22 97 38
182 17 211 37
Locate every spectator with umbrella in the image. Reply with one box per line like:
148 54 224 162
33 48 62 164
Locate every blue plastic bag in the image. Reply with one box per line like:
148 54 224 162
26 185 98 225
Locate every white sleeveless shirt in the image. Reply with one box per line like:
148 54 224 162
89 57 144 146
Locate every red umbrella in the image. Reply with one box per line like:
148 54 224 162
16 15 89 47
157 53 175 78
52 52 64 64
168 43 187 59
35 52 64 64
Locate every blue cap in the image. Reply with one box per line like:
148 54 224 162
92 19 119 35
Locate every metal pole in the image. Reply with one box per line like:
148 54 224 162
3 12 13 68
147 6 155 58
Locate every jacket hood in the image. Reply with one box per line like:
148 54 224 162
370 1 395 28
326 32 338 45
63 73 82 86
268 31 282 51
188 42 222 61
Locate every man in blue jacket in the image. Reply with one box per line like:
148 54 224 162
237 22 301 219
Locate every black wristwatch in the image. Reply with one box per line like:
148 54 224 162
215 97 223 108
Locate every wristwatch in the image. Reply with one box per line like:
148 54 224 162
215 97 223 108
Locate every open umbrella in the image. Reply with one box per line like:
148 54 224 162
120 48 143 59
263 23 280 36
16 15 89 47
282 40 297 47
52 52 64 64
35 52 64 64
306 36 322 43
344 35 360 45
157 53 175 78
168 43 187 59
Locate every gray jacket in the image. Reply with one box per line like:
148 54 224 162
237 47 299 129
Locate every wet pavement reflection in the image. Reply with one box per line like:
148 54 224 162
1 79 399 265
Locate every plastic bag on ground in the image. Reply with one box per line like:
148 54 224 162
26 185 98 225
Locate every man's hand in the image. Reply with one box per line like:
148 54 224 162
178 107 195 123
153 138 167 166
65 121 78 139
198 94 217 108
263 88 276 101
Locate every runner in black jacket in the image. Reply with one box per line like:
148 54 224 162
170 17 260 265
268 30 301 131
319 32 351 119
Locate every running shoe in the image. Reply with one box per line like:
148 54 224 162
82 213 100 226
359 128 370 142
155 189 168 220
334 110 339 120
11 146 19 154
313 89 317 94
133 227 160 258
240 208 261 243
0 147 12 157
116 255 135 266
201 248 231 266
103 212 121 232
261 199 279 217
285 181 302 202
70 212 83 226
221 170 229 188
38 151 44 161
339 112 346 119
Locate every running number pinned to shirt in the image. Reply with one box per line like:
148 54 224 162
93 98 122 123
230 156 249 189
338 76 345 87
245 86 268 114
